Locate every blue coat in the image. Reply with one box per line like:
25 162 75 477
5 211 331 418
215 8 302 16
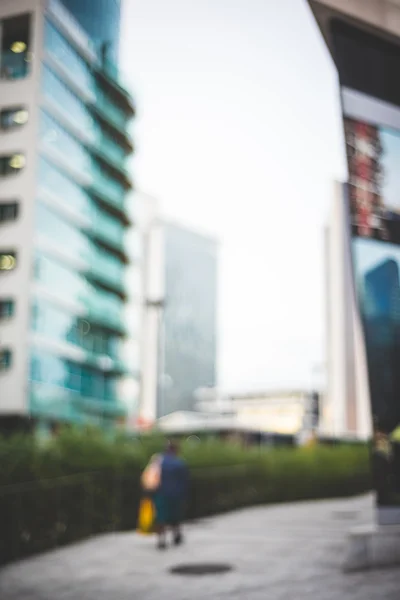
159 454 189 498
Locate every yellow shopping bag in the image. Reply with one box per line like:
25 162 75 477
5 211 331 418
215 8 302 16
137 497 155 535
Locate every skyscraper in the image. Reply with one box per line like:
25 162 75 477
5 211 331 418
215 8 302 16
0 0 136 431
159 222 218 418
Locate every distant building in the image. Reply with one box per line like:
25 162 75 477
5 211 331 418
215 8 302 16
157 388 318 444
136 218 218 423
228 390 315 437
159 222 218 417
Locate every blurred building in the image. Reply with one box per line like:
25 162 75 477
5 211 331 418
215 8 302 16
228 390 317 438
0 0 137 431
136 220 218 422
160 222 218 417
309 0 400 530
129 192 161 430
157 388 318 444
323 183 371 440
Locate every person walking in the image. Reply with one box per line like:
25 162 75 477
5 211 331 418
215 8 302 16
153 440 189 550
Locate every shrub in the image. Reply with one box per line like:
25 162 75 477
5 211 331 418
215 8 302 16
0 429 371 565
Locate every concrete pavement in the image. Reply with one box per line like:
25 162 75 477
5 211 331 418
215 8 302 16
1 494 399 600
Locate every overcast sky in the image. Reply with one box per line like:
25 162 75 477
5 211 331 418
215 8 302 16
120 0 347 392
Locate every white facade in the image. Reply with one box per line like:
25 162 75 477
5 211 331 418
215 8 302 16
195 389 312 437
133 192 164 426
0 0 44 415
323 182 372 440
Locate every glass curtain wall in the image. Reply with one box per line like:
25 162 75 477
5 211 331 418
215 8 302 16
30 15 131 423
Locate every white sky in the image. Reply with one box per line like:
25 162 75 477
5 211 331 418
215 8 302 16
120 0 347 392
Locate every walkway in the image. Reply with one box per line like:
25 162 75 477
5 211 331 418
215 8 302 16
0 494 399 600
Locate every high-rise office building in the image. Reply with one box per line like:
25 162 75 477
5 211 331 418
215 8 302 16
136 218 218 423
158 222 218 418
0 0 137 431
310 0 400 524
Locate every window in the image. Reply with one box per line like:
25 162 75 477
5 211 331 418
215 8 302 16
332 19 400 108
0 349 12 371
0 300 14 319
41 66 94 135
44 20 94 94
35 202 91 262
38 157 93 218
0 252 17 271
29 348 118 400
32 299 120 357
40 111 91 175
0 154 25 176
1 14 32 80
0 202 19 223
0 107 28 130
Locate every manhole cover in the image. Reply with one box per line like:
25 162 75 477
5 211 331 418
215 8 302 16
170 563 233 576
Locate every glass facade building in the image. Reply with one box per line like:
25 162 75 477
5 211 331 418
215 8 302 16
159 224 218 418
0 0 135 428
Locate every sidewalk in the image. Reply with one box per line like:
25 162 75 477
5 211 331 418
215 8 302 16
0 494 399 600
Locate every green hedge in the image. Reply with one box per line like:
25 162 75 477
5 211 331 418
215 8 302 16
0 429 371 566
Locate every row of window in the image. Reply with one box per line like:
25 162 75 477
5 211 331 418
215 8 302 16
44 19 129 127
38 156 92 217
35 203 125 297
30 349 118 401
0 10 130 139
40 109 91 175
38 157 125 241
31 299 120 357
34 251 124 319
40 109 126 199
42 64 125 164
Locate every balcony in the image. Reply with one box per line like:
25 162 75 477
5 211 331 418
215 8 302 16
71 395 127 418
86 249 126 298
93 132 131 186
95 58 135 118
92 91 133 153
89 210 126 258
30 382 127 422
76 347 128 376
95 89 128 130
82 295 126 336
97 132 125 164
88 164 129 222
